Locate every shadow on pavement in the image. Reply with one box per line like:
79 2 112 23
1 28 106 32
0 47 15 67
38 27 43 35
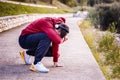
0 64 30 75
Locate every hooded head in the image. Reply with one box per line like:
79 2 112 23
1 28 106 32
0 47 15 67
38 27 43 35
55 23 69 38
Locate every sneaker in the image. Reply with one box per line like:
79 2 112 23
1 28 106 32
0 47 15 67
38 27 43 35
29 62 49 73
20 51 31 65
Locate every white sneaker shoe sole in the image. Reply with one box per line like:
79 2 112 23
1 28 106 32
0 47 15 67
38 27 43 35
29 63 49 73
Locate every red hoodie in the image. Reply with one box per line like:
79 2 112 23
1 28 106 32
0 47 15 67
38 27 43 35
20 17 66 62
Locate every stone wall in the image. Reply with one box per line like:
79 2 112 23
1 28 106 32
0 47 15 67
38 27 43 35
0 14 40 32
0 14 72 32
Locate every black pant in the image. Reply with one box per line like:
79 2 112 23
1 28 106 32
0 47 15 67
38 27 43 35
19 32 52 64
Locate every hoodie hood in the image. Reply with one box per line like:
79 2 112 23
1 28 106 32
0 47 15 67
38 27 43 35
52 17 66 25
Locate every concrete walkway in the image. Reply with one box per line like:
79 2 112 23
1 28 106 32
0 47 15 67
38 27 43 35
0 17 105 80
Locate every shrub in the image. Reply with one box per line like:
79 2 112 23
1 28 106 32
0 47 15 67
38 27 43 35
88 8 100 29
113 66 120 78
97 3 120 33
103 0 114 3
98 31 120 79
106 46 120 65
98 32 115 52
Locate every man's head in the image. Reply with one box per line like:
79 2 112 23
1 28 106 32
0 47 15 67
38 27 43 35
55 23 69 38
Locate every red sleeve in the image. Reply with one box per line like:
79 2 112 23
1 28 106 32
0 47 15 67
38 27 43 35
52 43 60 62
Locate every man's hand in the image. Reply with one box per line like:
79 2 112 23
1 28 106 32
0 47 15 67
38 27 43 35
61 36 68 43
53 62 63 67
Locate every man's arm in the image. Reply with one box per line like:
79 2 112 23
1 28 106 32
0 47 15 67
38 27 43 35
52 43 63 67
52 43 60 62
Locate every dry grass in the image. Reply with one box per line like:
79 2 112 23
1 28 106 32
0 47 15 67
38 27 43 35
79 19 120 80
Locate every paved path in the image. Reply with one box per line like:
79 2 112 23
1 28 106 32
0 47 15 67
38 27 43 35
0 17 105 80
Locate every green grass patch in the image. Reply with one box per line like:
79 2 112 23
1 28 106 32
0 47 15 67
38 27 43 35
0 2 71 17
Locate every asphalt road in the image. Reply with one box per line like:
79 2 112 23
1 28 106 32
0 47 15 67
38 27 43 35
0 17 105 80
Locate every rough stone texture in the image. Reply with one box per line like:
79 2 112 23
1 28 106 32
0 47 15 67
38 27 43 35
0 17 105 80
0 14 72 32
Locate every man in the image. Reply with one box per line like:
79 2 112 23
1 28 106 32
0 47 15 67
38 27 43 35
18 17 69 73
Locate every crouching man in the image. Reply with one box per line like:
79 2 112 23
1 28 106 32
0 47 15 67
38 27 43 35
18 17 69 73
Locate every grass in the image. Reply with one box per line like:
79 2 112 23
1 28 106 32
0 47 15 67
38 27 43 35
0 2 72 17
79 20 95 49
79 20 120 80
98 32 115 51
